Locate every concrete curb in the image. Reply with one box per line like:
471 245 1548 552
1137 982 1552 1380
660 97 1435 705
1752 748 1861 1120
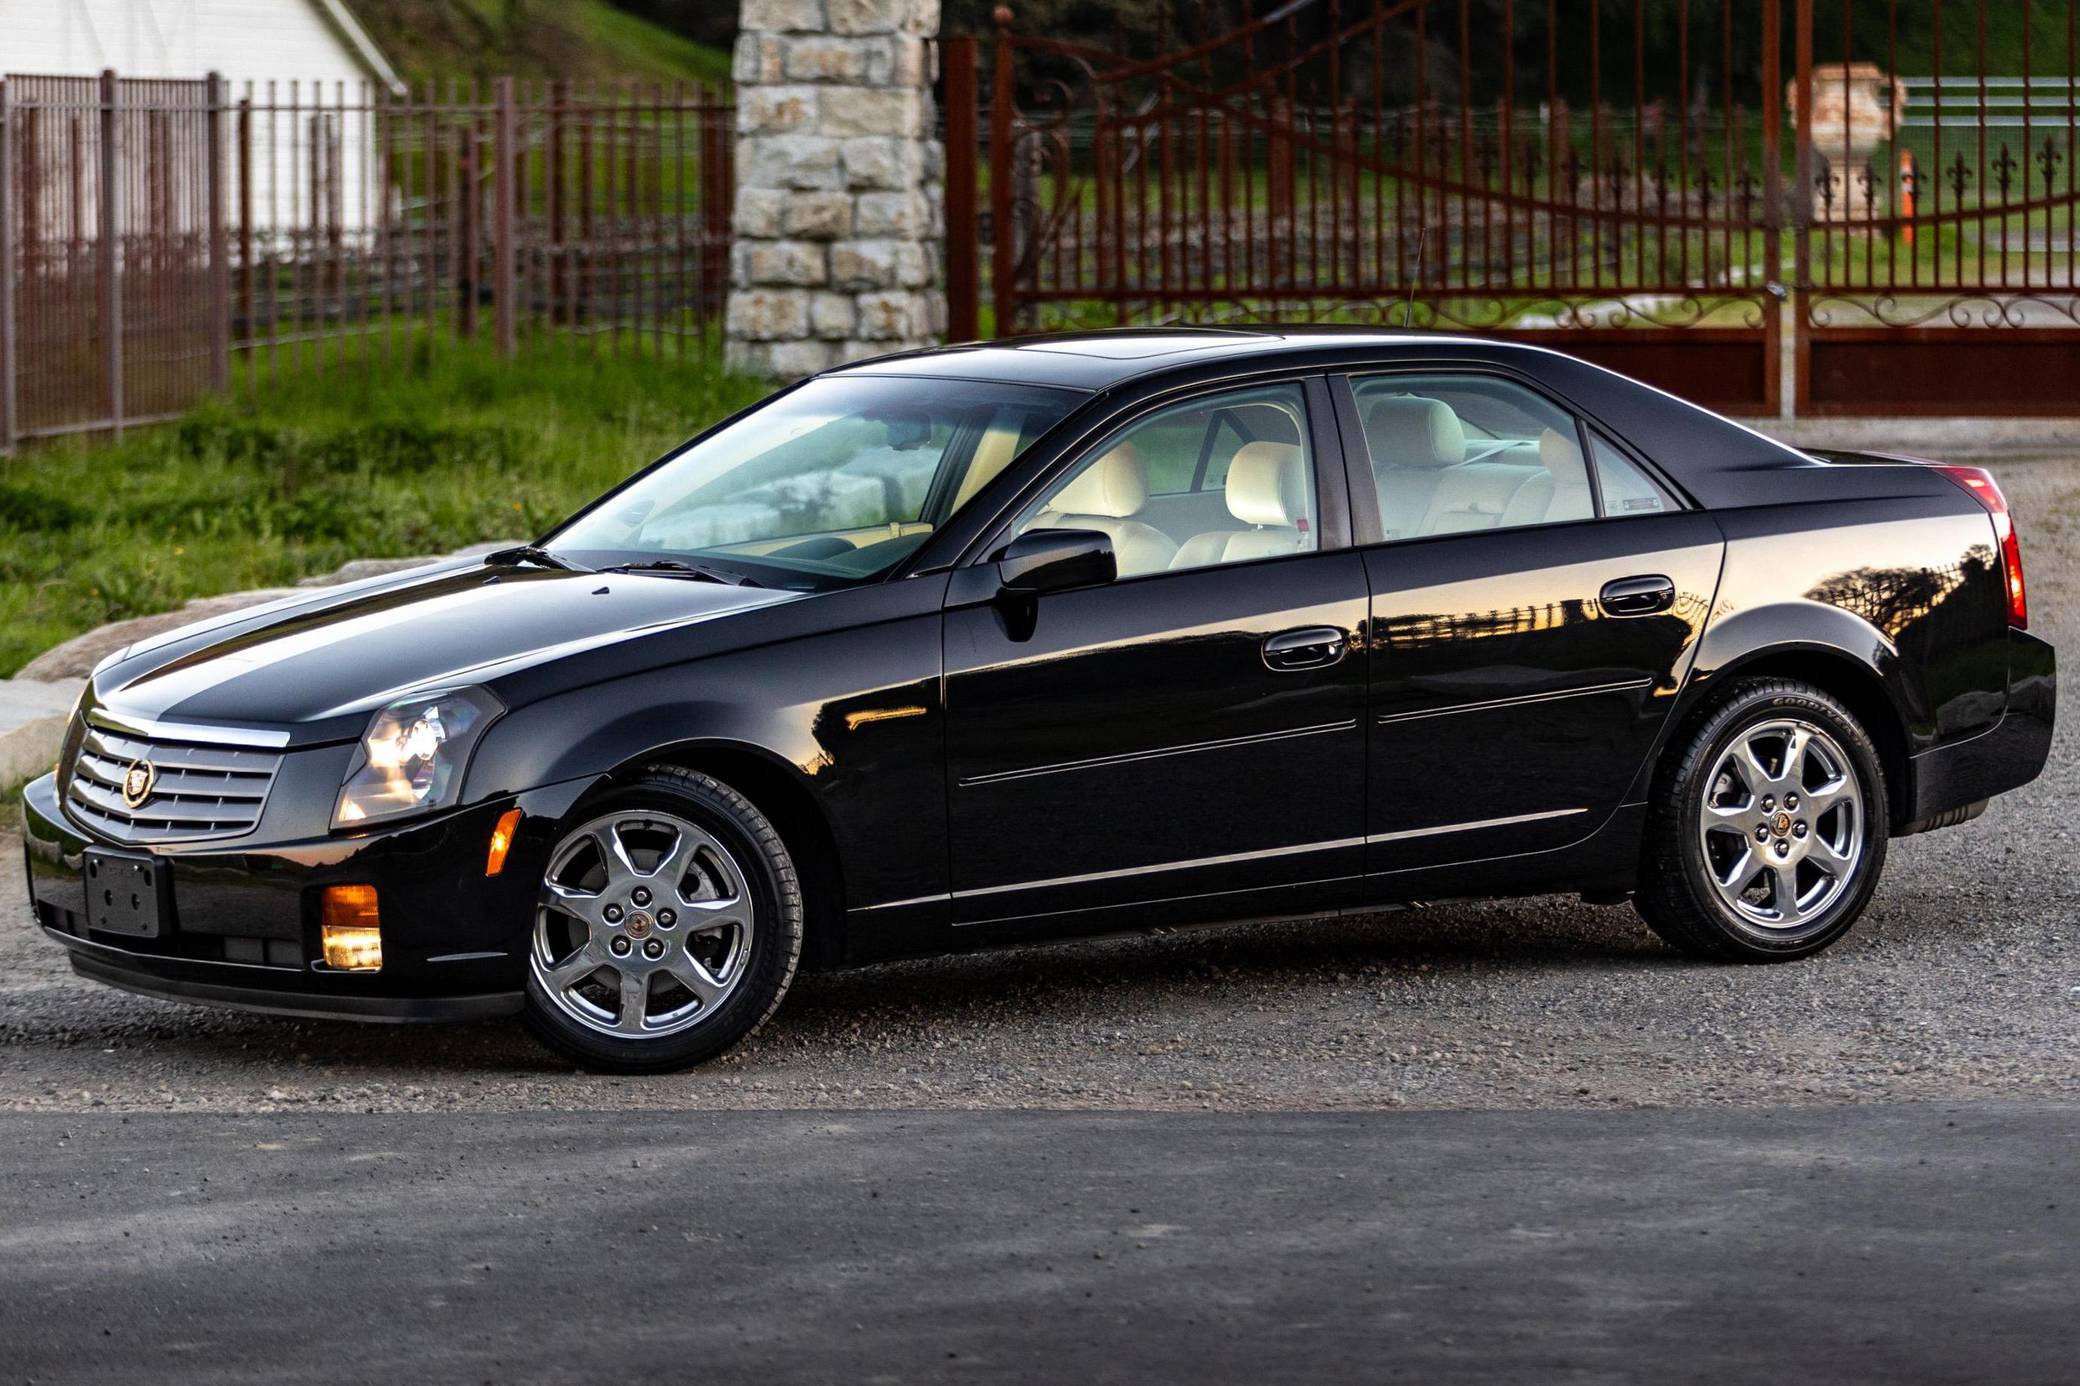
0 679 84 788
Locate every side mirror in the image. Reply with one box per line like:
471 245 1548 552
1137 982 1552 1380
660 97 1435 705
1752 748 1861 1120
993 528 1117 597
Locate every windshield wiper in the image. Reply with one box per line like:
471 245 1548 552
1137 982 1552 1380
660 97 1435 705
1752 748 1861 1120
606 559 762 587
484 544 589 573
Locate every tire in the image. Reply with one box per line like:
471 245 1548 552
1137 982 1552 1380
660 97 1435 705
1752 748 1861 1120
1635 678 1889 963
521 767 802 1073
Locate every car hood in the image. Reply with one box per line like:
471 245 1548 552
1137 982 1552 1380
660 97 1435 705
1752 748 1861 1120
92 563 805 745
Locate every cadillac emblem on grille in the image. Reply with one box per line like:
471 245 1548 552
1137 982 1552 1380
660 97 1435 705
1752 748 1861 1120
120 759 158 810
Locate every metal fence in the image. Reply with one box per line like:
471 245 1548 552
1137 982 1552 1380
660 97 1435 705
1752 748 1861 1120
968 0 2080 418
0 72 734 450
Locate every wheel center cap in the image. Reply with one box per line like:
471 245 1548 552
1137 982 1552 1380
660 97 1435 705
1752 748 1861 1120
1772 811 1793 836
625 911 654 939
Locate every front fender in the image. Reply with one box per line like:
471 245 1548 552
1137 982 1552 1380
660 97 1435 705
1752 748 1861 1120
465 585 949 917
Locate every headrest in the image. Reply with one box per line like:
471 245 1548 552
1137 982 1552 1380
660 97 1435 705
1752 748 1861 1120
1052 443 1147 518
1538 427 1590 486
1365 396 1465 469
1225 442 1308 528
1222 401 1305 447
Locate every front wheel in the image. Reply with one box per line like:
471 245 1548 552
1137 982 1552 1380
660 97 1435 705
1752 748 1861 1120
1636 678 1889 962
521 768 802 1073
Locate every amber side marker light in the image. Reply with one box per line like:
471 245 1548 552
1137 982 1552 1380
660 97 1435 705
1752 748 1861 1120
320 885 383 971
486 808 523 877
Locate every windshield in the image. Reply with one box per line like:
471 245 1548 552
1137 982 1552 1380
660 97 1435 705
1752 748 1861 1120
549 376 1080 588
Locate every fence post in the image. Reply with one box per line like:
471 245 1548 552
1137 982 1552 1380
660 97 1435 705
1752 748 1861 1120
458 130 478 338
990 13 1016 334
238 97 252 359
942 36 979 341
206 72 229 392
1789 0 1815 418
492 76 516 358
1760 0 1784 417
547 79 566 330
98 69 123 439
1 78 17 455
700 89 730 317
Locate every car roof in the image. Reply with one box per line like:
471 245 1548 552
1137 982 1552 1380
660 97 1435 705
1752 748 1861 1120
827 326 1484 391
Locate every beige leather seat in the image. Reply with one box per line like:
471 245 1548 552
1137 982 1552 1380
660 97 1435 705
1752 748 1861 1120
1499 428 1596 528
1170 442 1312 570
1365 396 1466 539
1423 460 1541 533
1027 442 1178 577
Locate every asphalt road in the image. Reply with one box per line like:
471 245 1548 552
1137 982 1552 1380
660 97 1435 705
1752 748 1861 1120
3 1104 2075 1385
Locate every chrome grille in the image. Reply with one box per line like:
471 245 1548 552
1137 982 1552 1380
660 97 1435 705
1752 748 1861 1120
66 723 283 844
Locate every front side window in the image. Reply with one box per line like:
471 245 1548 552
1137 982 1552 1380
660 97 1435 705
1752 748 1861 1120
1348 372 1599 541
1013 383 1318 579
551 376 1079 587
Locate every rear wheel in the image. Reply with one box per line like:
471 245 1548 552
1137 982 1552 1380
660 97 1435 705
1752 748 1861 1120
521 768 801 1072
1636 679 1888 962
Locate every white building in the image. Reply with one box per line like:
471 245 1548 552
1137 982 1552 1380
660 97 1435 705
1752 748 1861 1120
3 0 405 239
2 0 401 94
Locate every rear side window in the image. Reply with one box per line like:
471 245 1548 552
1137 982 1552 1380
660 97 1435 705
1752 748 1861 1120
1588 431 1678 517
1345 372 1593 540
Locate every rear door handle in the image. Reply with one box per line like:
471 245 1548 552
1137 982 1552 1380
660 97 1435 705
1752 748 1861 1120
1599 574 1676 617
1263 626 1348 671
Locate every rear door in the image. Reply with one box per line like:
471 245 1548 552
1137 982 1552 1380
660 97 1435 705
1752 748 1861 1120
1335 370 1725 874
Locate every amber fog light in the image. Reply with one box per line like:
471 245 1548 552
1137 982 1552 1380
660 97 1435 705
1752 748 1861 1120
320 885 383 971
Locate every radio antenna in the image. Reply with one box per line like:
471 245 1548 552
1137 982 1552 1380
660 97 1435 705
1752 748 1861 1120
1401 225 1426 329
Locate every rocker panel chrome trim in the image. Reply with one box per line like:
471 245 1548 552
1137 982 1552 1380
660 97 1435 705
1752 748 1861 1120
1366 806 1589 843
1375 678 1654 726
958 719 1359 788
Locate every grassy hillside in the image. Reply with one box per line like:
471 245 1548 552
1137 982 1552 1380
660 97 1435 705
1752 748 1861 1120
349 0 733 89
0 342 767 678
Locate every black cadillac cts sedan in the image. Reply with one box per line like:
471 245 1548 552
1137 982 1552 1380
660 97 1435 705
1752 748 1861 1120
22 330 2055 1071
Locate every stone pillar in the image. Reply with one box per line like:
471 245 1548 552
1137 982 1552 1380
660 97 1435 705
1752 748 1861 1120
727 0 945 378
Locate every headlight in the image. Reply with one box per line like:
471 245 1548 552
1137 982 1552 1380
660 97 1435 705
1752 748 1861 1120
332 687 502 829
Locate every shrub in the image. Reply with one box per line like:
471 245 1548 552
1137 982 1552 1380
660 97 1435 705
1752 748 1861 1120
0 485 88 533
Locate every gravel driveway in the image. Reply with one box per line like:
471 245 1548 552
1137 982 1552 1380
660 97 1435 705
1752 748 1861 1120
3 457 2075 1114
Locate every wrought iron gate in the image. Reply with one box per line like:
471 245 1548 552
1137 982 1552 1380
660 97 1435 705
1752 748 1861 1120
973 0 2080 418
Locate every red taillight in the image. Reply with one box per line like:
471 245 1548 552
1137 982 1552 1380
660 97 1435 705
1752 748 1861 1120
1934 464 2027 629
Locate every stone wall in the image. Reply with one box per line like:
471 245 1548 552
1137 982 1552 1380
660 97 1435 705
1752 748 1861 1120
727 0 945 377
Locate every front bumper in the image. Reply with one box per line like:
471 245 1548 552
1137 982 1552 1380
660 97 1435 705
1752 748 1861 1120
21 772 588 1023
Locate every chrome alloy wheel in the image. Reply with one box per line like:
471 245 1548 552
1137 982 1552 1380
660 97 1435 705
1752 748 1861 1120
1697 718 1865 931
530 810 755 1039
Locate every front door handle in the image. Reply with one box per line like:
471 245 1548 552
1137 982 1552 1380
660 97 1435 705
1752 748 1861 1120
1599 574 1676 617
1263 626 1348 671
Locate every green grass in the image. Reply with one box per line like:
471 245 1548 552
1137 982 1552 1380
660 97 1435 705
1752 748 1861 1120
582 2 733 87
0 340 770 678
351 0 732 89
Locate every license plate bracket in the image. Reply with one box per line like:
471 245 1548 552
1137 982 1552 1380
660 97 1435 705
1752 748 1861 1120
83 850 170 938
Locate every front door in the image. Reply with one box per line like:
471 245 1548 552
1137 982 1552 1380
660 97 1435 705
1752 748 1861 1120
943 379 1369 927
1336 369 1725 874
